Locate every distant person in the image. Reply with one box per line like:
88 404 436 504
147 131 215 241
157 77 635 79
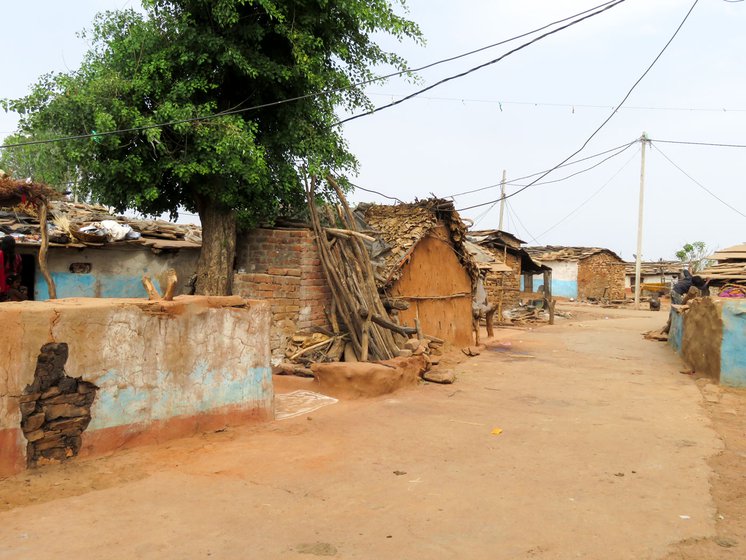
0 236 22 300
649 292 661 311
4 274 27 301
671 269 709 304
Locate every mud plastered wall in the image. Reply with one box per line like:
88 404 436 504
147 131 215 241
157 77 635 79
669 298 746 387
28 245 199 300
390 227 474 347
0 296 272 476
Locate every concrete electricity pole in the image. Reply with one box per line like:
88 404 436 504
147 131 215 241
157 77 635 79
634 133 649 310
497 169 507 231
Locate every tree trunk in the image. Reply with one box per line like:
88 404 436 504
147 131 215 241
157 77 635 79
195 195 236 296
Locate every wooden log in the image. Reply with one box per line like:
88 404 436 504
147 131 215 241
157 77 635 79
381 297 410 311
289 338 333 361
162 269 178 301
275 362 314 378
369 313 418 336
360 315 372 362
142 275 161 300
325 228 376 243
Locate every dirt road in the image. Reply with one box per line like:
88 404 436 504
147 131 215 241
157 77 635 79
0 304 741 559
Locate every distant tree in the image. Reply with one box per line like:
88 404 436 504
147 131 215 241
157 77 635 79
0 131 81 196
3 1 422 294
675 241 712 272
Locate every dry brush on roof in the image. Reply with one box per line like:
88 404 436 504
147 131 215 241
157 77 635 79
356 199 479 288
0 175 61 207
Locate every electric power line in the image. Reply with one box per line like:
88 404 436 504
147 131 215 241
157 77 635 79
457 0 701 214
367 93 746 114
447 139 638 198
505 199 537 243
648 138 746 148
534 146 641 241
651 143 746 219
0 0 624 151
351 138 637 206
336 0 626 126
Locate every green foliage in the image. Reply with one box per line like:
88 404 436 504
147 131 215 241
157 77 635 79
0 131 79 194
675 241 711 272
2 1 422 224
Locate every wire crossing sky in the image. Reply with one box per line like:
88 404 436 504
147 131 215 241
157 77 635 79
1 0 746 259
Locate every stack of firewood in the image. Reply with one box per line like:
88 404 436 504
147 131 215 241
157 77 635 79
299 174 446 366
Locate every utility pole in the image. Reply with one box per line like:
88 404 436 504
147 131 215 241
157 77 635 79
497 169 507 231
634 133 649 310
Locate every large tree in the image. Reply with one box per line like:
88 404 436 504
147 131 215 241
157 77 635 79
3 0 421 294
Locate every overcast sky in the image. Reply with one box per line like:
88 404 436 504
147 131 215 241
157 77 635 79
2 0 745 261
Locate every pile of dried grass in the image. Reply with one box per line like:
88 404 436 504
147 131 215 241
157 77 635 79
0 176 61 207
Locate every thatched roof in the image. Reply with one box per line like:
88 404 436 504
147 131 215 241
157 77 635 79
354 199 479 288
623 261 682 276
525 245 623 263
0 199 201 251
464 240 513 273
468 229 525 250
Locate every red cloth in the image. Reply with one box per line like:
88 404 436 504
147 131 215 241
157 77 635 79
0 251 22 294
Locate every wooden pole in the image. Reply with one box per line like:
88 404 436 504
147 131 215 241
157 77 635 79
634 133 648 310
498 169 507 231
37 203 57 299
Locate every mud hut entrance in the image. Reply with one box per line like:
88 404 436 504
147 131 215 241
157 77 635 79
19 343 98 467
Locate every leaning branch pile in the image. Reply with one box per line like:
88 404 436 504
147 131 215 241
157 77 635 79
305 175 404 362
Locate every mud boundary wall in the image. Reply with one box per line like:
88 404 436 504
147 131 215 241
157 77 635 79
0 296 273 476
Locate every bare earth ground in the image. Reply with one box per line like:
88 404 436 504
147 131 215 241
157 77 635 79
1 303 744 559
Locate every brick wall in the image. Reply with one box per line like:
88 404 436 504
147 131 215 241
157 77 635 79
577 252 626 301
234 228 331 362
484 249 522 309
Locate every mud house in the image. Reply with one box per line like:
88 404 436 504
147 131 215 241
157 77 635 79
2 201 201 300
468 229 551 310
624 260 682 294
356 200 479 347
232 199 480 357
524 246 626 301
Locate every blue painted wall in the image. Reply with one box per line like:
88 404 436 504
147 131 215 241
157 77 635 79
668 308 683 354
720 300 746 388
519 277 578 298
35 272 150 300
89 363 273 431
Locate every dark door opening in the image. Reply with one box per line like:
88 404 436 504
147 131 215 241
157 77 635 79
20 253 36 300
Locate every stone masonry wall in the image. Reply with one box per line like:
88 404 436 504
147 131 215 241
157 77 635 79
484 250 522 310
234 228 331 362
577 252 626 301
